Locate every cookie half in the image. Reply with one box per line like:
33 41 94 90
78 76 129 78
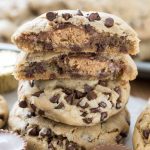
133 106 150 150
18 79 130 126
14 52 137 81
0 49 18 93
12 10 139 55
8 103 130 150
0 95 9 128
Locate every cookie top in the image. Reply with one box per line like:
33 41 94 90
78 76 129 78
133 106 150 150
0 95 9 128
0 49 19 75
18 79 130 126
12 10 139 55
9 103 130 150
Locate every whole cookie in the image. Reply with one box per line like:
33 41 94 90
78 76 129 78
14 51 137 81
0 95 9 128
133 106 150 150
12 10 139 55
18 79 130 126
8 103 130 150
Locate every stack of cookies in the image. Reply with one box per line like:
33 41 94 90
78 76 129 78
8 10 139 150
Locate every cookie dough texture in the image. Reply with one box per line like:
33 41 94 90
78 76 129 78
14 52 137 81
133 106 150 150
8 103 130 150
0 50 18 93
0 95 9 128
18 79 130 126
12 10 139 55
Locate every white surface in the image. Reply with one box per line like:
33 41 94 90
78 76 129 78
2 91 148 149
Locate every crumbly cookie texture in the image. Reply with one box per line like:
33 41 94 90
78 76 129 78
0 50 18 93
133 106 150 150
8 103 130 150
12 10 139 55
0 95 9 128
18 79 130 126
14 52 137 81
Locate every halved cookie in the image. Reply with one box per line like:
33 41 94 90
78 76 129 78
12 10 139 55
14 52 137 81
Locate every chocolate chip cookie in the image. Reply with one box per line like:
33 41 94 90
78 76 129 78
8 103 130 150
0 95 9 128
18 79 130 126
0 49 18 93
133 106 150 150
14 52 137 81
12 10 139 55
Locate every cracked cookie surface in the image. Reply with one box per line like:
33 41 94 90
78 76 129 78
14 52 137 81
18 79 130 126
8 102 130 150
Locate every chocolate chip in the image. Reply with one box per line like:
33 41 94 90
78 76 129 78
62 13 72 20
143 129 150 139
70 45 81 51
88 13 101 21
90 107 100 113
28 126 39 136
84 84 93 93
86 91 97 100
27 112 36 118
46 12 57 21
30 104 36 111
44 43 53 51
98 80 108 87
116 135 123 144
57 135 64 146
50 94 60 103
65 94 74 105
19 100 27 108
114 87 121 97
66 141 79 150
81 112 88 117
48 143 55 150
39 128 51 137
29 80 35 87
49 73 56 80
55 102 64 109
104 17 114 28
76 10 83 16
75 90 85 99
63 88 73 95
116 100 121 109
38 109 45 115
78 102 89 109
0 114 4 120
83 118 92 124
84 24 93 33
100 112 108 121
99 102 107 108
32 90 44 97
